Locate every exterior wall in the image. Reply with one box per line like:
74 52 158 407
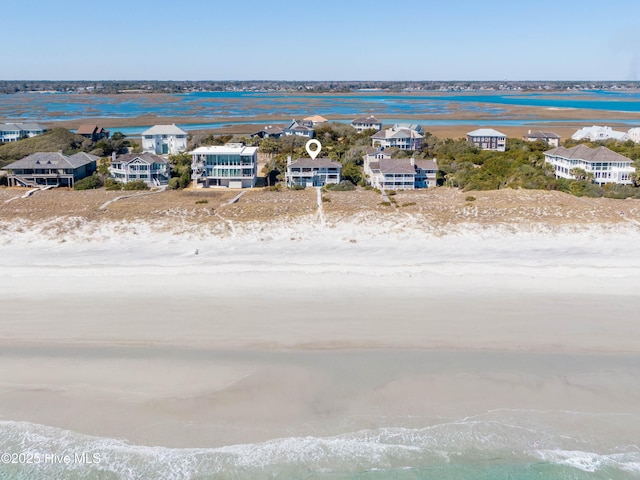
286 167 341 187
372 137 423 150
7 164 95 188
109 161 170 186
468 135 506 151
191 150 258 188
352 122 382 132
544 153 635 185
142 134 188 155
415 169 437 188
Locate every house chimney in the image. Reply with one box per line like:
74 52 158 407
287 155 292 166
410 157 415 166
528 129 531 134
112 151 116 162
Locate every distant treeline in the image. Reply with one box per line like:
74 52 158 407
2 80 640 94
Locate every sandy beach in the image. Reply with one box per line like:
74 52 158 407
1 187 640 462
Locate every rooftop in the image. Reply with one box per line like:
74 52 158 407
289 157 342 168
142 124 187 136
190 144 258 155
544 145 632 163
467 128 507 137
4 152 98 170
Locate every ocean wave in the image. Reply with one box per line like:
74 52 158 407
1 410 640 479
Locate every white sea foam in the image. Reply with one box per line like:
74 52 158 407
2 411 640 479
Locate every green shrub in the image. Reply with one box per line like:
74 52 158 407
122 180 149 191
465 195 476 202
290 184 305 190
268 183 282 191
386 190 397 196
168 177 180 190
195 199 208 204
401 202 416 207
380 201 391 207
74 173 103 190
325 180 356 191
105 178 123 190
321 195 331 202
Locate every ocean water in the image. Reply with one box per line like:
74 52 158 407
1 410 639 479
1 89 640 126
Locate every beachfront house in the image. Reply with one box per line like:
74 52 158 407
351 115 383 132
76 124 110 141
571 125 629 142
251 125 285 139
284 119 315 138
190 143 258 188
544 145 635 185
4 152 97 188
286 156 342 187
466 128 507 151
109 152 170 187
523 130 560 147
0 123 48 143
371 125 423 150
364 149 437 190
141 124 188 155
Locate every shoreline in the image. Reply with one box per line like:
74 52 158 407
1 188 640 454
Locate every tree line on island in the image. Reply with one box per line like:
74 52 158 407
2 124 640 198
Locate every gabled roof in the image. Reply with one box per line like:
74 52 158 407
371 128 424 140
142 124 187 136
414 159 438 170
544 145 632 163
467 128 507 137
253 125 285 135
303 115 328 123
115 152 169 165
289 157 342 168
525 130 560 139
0 122 47 132
378 158 416 175
77 124 109 135
4 152 98 170
352 115 381 124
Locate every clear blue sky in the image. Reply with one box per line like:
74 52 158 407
3 0 639 81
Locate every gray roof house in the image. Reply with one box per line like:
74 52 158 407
286 157 342 187
351 115 383 132
524 130 561 147
4 152 98 188
544 144 636 185
251 125 285 139
0 122 48 143
109 152 170 187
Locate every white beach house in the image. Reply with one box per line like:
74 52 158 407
364 150 437 190
523 130 561 147
141 124 188 155
544 144 635 185
286 157 342 187
351 115 383 132
190 143 258 188
466 128 507 151
371 125 423 150
571 125 629 142
0 123 48 143
109 152 170 187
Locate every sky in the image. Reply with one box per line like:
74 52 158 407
2 0 640 81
